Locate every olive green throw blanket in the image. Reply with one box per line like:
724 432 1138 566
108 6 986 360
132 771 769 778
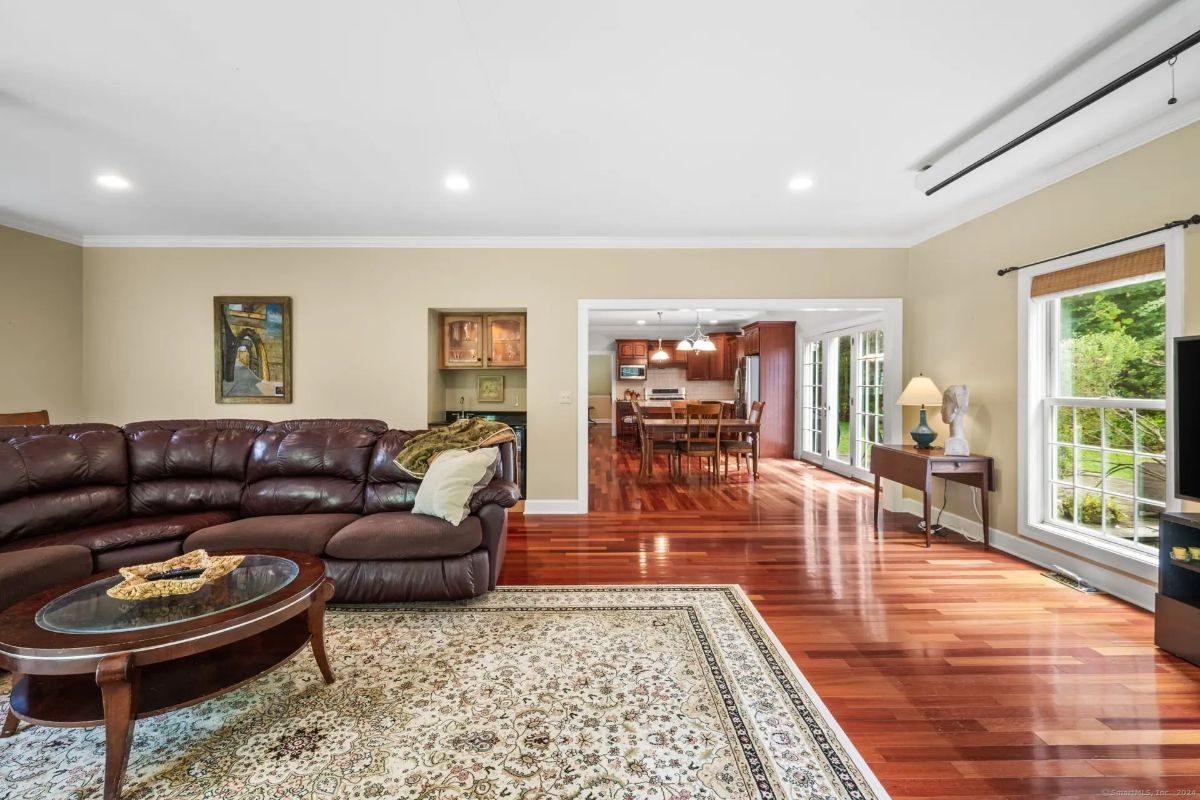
395 418 516 478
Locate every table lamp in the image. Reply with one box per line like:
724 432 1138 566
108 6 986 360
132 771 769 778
897 375 942 449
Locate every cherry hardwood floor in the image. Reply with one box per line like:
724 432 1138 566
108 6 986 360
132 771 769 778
500 428 1200 799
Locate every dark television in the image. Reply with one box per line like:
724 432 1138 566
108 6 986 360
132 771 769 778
1176 336 1200 501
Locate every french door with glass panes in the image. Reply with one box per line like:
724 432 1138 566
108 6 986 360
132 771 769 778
800 326 886 481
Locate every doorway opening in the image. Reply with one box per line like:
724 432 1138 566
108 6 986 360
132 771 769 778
578 298 902 512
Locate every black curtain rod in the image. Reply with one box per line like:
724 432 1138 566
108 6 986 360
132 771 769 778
927 28 1200 196
996 215 1200 277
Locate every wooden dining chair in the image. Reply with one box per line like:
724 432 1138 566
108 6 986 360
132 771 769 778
722 401 765 478
0 410 49 426
676 402 723 480
633 402 678 477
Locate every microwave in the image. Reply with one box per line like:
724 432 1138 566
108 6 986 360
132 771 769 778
619 364 647 380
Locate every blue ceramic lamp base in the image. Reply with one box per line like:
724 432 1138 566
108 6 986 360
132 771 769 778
910 406 936 449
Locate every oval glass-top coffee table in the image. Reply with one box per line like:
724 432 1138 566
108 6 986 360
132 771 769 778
0 549 335 800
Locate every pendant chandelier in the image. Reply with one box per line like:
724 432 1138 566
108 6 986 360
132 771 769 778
651 311 671 361
676 312 716 352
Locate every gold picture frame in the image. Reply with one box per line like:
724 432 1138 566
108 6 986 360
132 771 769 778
213 296 293 403
477 374 505 403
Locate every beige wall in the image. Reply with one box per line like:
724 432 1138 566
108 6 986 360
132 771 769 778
0 226 84 422
443 368 527 414
906 120 1200 589
81 247 908 499
587 354 613 421
71 120 1200 521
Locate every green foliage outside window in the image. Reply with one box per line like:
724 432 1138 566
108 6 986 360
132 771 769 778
1059 278 1166 400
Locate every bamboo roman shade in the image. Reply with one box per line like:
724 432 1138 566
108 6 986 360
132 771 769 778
1030 245 1165 297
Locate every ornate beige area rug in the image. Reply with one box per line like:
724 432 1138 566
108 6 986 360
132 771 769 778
0 586 887 799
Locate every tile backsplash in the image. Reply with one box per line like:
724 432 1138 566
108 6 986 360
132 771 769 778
614 366 734 401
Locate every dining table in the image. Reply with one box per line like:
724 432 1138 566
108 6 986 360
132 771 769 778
639 417 761 478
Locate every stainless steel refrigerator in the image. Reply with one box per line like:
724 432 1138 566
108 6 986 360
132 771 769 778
734 355 759 418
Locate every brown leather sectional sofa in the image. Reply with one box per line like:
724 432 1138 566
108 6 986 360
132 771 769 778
0 418 519 610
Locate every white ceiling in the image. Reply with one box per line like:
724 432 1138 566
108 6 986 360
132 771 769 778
2 0 1197 245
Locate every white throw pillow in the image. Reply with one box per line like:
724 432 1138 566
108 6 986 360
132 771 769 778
412 448 499 526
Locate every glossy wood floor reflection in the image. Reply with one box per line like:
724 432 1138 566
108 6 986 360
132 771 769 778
500 428 1200 799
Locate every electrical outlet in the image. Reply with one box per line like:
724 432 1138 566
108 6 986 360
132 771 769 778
558 390 573 404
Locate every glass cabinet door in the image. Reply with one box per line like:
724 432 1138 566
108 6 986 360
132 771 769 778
486 314 526 368
442 315 484 367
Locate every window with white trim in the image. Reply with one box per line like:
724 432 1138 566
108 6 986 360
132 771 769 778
1036 264 1167 552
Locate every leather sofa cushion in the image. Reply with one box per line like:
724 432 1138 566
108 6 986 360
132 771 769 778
0 545 93 612
325 513 483 560
130 478 248 517
266 419 387 434
184 513 360 555
242 428 380 515
0 428 130 544
365 430 514 514
0 423 123 441
364 430 421 513
324 549 489 603
95 540 183 572
0 511 232 554
123 419 270 436
128 426 263 481
127 422 265 516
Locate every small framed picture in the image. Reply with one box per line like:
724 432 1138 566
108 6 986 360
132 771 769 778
477 375 505 403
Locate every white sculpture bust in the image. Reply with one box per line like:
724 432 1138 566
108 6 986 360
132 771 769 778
941 384 969 456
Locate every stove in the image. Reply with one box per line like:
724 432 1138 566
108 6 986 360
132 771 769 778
647 388 686 401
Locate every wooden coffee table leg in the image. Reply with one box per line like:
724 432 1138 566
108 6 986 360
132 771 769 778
96 654 137 800
308 579 336 685
2 707 18 737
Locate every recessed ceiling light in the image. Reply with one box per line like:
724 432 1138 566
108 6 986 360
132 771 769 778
710 319 719 324
679 308 691 313
444 173 470 193
696 308 714 312
636 319 646 325
788 175 815 192
95 173 131 190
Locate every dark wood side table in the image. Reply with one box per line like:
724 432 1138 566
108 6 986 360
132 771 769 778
870 444 995 549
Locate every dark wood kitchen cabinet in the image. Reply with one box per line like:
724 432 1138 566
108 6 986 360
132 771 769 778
739 321 795 457
617 340 649 360
685 348 711 380
685 333 737 380
742 325 760 356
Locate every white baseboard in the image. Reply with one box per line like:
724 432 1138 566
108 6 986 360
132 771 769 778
897 499 1156 612
521 499 586 515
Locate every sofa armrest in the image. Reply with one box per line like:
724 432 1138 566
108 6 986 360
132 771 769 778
470 478 521 512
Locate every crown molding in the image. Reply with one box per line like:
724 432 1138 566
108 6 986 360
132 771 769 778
907 98 1200 248
78 234 910 249
0 214 84 246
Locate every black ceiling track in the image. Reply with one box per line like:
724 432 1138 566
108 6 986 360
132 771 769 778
996 214 1200 277
927 28 1200 197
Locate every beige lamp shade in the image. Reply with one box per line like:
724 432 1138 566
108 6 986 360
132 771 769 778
897 375 942 407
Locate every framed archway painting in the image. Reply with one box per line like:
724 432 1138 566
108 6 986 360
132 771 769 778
213 296 292 403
